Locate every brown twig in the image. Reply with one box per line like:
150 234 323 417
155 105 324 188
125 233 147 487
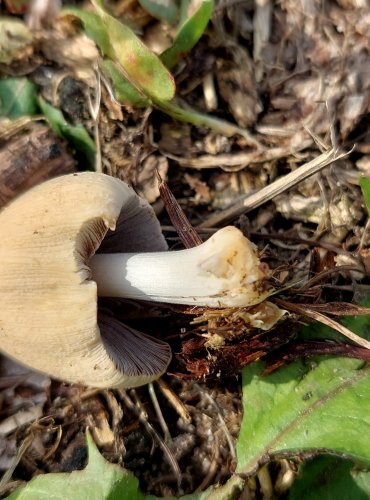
264 341 370 373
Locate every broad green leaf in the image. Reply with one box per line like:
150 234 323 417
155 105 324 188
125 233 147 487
289 456 370 500
38 97 96 170
0 78 38 118
0 18 32 64
7 431 152 500
237 297 370 474
101 59 150 107
237 356 370 474
139 0 179 25
161 0 213 69
360 176 370 216
91 0 175 102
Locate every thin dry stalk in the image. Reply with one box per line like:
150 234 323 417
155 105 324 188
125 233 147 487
164 135 313 171
87 67 102 173
257 464 274 499
275 299 370 349
43 425 62 460
156 379 192 424
148 382 172 443
0 434 33 491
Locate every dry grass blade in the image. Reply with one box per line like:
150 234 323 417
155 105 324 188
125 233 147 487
0 434 33 492
257 464 274 499
148 382 171 443
275 299 370 350
158 172 202 248
43 425 63 460
87 67 102 173
199 148 350 228
118 389 182 487
296 303 370 316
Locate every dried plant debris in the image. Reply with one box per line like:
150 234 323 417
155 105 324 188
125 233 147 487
0 379 242 498
1 0 370 498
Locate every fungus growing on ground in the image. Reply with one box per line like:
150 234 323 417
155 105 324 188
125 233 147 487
0 173 270 388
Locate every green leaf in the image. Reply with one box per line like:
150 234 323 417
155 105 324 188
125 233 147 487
0 18 32 64
64 9 149 106
100 59 150 107
91 0 175 102
161 0 213 69
237 297 370 474
138 0 179 25
0 78 38 118
65 4 175 103
237 356 370 474
289 456 370 500
360 176 370 216
38 97 96 170
7 431 150 500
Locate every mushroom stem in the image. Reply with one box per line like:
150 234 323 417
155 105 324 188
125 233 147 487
90 226 269 307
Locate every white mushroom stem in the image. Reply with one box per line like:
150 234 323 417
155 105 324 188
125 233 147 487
90 226 269 308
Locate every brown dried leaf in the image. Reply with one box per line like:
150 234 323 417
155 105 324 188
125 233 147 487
158 174 202 248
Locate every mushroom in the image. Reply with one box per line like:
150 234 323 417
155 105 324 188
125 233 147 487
0 172 269 388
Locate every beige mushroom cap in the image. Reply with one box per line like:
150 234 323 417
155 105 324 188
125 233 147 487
0 172 171 388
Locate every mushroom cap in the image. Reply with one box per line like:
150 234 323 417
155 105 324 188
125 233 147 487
0 172 171 388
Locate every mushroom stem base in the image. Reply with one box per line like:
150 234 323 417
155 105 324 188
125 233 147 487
89 227 269 308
